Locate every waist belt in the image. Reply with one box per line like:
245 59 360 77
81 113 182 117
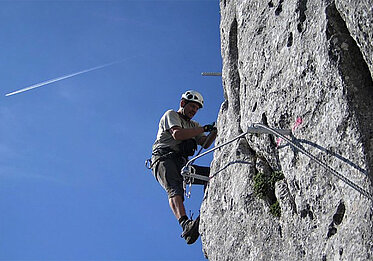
145 147 184 170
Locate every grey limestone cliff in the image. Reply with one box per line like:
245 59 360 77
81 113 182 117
200 0 373 260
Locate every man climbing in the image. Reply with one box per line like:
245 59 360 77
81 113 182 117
151 90 217 244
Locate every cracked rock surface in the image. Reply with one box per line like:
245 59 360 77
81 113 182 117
200 0 373 260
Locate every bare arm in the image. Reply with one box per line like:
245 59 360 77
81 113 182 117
199 129 217 149
169 126 204 141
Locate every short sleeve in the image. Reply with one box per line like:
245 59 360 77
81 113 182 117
163 110 182 131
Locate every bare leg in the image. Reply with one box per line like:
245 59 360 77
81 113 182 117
169 195 186 220
170 194 200 244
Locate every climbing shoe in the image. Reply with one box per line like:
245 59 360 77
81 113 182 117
181 216 200 245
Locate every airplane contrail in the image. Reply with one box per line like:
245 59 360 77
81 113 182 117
5 59 127 97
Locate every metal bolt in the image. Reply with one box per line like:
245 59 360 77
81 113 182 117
201 72 222 76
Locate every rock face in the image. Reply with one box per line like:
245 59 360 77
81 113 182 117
200 0 373 260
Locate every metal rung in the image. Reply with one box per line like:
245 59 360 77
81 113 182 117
181 166 210 182
182 172 210 182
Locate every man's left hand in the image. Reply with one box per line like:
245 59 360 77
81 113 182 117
203 122 216 132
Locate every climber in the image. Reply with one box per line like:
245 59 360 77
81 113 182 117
150 90 217 245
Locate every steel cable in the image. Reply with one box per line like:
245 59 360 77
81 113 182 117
253 123 373 201
181 123 373 201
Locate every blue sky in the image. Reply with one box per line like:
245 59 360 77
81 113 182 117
0 1 223 260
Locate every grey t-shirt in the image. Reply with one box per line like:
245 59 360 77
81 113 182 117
152 110 205 153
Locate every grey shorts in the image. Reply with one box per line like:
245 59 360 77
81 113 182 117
152 155 209 199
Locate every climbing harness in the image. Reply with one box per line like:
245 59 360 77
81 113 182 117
145 138 199 171
145 149 179 170
181 123 373 201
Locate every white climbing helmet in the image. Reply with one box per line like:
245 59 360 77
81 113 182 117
181 90 204 108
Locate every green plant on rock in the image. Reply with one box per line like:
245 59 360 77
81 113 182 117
253 170 284 217
253 172 267 199
269 201 281 217
270 171 285 188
